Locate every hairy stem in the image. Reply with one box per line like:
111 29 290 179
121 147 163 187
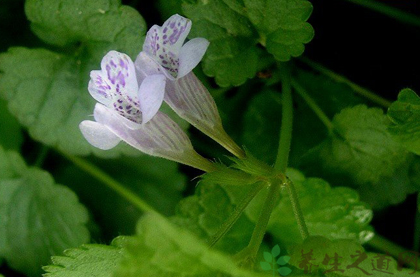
276 64 309 241
291 78 334 133
247 183 281 254
274 64 293 172
209 182 266 247
234 182 281 267
286 178 309 240
344 0 420 28
300 57 392 108
60 152 154 213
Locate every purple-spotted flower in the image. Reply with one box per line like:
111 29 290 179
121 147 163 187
80 51 216 172
135 14 245 158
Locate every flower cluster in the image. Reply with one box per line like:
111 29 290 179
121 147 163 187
80 14 244 171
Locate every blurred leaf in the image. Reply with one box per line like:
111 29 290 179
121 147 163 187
277 255 290 265
260 261 271 270
96 156 187 216
388 88 420 155
242 71 367 166
182 0 313 87
155 0 182 20
172 167 373 255
410 156 420 191
271 245 280 257
115 212 261 277
243 169 374 245
43 236 130 277
0 0 146 156
264 252 273 262
290 70 367 166
289 236 420 276
300 105 413 209
56 155 187 240
0 99 23 151
242 90 282 164
0 146 90 277
171 180 254 254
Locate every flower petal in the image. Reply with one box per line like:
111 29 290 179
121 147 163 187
178 38 209 78
100 50 138 102
138 74 166 124
93 103 141 130
143 14 191 77
165 72 245 158
134 52 162 84
92 103 213 170
79 120 121 150
88 70 113 106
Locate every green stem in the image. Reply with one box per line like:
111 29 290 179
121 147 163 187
274 64 293 172
368 234 419 269
344 0 420 28
34 146 49 168
276 64 309 241
300 57 392 108
286 178 309 240
209 182 266 247
235 182 281 266
291 78 334 133
60 152 154 213
248 183 280 253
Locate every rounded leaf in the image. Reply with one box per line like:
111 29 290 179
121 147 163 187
278 266 292 276
263 251 273 262
259 262 271 271
277 255 290 266
271 244 281 257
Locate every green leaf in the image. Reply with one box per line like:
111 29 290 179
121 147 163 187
244 0 314 61
173 167 372 253
242 73 366 166
43 236 130 277
277 255 290 266
260 261 272 271
388 88 420 155
115 212 262 277
156 0 183 21
300 105 413 209
243 169 374 245
171 181 254 254
272 244 281 257
290 70 367 166
182 0 313 86
55 155 187 239
409 157 420 191
277 266 292 276
241 90 282 164
0 0 146 156
0 146 90 277
288 236 420 276
0 99 23 151
264 251 273 262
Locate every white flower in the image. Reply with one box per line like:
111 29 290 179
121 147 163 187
80 51 215 172
135 14 245 158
